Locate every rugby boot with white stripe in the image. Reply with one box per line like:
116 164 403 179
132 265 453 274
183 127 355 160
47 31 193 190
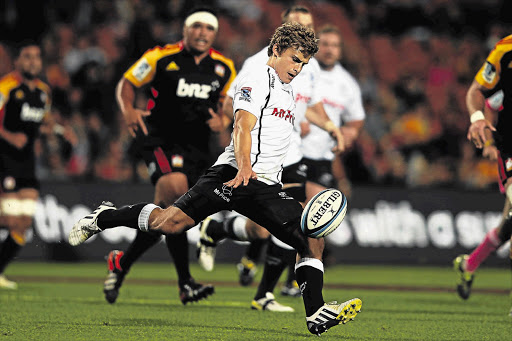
306 298 362 335
179 278 215 305
69 201 116 246
251 292 294 312
103 250 126 304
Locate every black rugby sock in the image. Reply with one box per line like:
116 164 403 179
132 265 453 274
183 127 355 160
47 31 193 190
0 234 22 274
245 239 266 263
205 219 227 242
165 233 192 285
120 230 161 272
254 240 287 300
295 260 325 316
97 203 149 230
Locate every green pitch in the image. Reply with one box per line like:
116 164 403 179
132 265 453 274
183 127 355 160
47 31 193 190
1 262 510 340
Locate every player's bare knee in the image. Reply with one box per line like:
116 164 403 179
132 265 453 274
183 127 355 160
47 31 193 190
150 206 193 234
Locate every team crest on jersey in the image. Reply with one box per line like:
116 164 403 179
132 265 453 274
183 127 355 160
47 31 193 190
215 64 225 77
506 158 512 172
239 87 252 102
132 58 152 82
171 154 184 168
166 61 180 71
15 89 24 100
482 62 496 83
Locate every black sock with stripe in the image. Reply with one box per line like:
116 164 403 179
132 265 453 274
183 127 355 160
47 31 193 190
295 259 324 316
97 203 149 230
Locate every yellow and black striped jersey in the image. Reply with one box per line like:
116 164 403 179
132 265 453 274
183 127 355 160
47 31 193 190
0 71 51 155
474 34 512 150
124 41 236 151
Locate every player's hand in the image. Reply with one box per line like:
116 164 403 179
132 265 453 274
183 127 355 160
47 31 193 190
340 126 358 149
482 145 498 161
124 107 151 137
224 166 257 188
11 132 28 149
467 119 496 149
206 108 225 133
329 127 345 154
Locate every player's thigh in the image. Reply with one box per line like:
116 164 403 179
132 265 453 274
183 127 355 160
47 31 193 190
154 172 189 206
306 181 327 202
236 192 308 255
245 219 270 239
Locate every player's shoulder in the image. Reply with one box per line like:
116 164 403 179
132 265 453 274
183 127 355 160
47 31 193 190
0 72 22 95
143 42 184 60
237 64 272 84
494 34 512 50
209 48 235 69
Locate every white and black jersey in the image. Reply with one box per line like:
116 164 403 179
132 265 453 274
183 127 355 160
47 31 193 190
301 62 365 161
215 64 296 185
227 47 321 167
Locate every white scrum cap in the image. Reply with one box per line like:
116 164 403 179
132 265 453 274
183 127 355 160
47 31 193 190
184 11 218 31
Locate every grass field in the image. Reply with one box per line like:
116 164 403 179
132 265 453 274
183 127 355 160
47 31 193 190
1 262 510 340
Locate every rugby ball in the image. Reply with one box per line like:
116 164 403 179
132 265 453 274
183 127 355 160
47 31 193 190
300 189 347 238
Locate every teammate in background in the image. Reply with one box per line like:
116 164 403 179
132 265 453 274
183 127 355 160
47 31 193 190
69 22 362 336
103 8 235 305
0 43 51 289
196 6 345 310
454 36 512 315
301 25 365 206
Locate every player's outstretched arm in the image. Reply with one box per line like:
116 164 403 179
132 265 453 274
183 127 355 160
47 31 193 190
225 109 258 188
466 80 496 149
116 77 151 137
305 102 345 153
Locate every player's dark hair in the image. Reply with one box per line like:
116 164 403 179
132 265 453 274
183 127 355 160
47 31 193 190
186 6 217 18
281 5 310 24
267 22 318 58
16 39 39 57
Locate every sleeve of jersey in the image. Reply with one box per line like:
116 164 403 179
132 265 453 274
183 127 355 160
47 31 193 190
474 47 505 91
232 70 269 119
124 48 161 87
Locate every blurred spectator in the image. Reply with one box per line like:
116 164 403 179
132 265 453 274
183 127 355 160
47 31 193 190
1 0 509 189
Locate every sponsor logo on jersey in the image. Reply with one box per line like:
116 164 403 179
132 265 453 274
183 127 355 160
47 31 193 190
20 103 45 122
506 158 512 172
176 78 212 99
482 61 496 83
171 154 183 168
295 93 311 104
271 107 295 125
132 58 152 82
238 87 251 102
270 74 275 89
322 97 345 110
15 90 24 100
166 61 180 71
215 64 225 77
